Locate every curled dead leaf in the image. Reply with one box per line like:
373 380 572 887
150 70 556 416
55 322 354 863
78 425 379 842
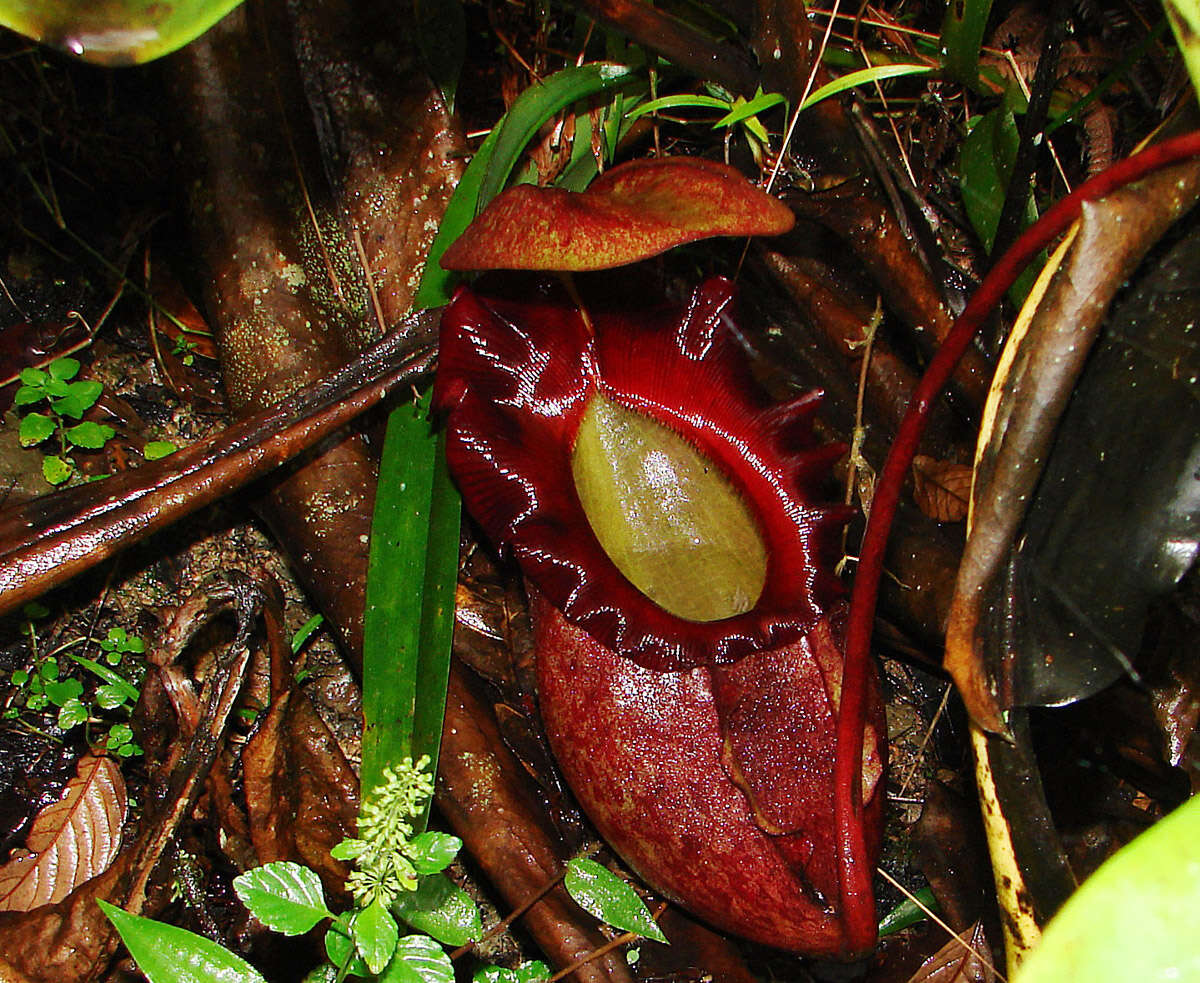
0 754 126 911
912 455 972 523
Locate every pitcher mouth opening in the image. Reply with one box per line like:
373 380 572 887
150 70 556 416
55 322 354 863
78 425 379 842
434 275 852 672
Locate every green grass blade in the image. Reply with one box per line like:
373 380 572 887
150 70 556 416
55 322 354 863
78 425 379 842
799 63 934 112
624 93 731 122
714 90 786 129
361 391 460 828
477 62 639 207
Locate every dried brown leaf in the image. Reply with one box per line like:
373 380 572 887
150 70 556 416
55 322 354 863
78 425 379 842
906 921 995 983
913 455 972 523
0 754 126 911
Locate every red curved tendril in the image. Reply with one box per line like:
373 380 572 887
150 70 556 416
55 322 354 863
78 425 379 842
833 129 1200 953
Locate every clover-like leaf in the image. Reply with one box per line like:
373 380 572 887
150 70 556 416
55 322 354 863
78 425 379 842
52 379 103 419
565 858 667 943
13 385 44 407
144 440 177 460
56 697 88 730
95 684 129 711
18 412 55 447
42 455 73 485
65 421 115 449
48 358 80 381
43 677 83 707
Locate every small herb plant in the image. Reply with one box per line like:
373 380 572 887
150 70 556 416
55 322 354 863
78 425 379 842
101 756 666 983
5 606 145 758
14 356 116 486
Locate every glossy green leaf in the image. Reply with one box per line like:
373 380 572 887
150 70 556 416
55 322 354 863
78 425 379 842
361 391 460 825
325 916 369 978
960 106 1039 301
407 831 462 875
473 964 551 983
13 384 44 407
379 934 454 983
1015 794 1200 983
355 899 400 975
95 683 128 710
43 676 82 705
98 899 268 983
56 697 88 729
410 125 501 310
960 107 1019 253
564 859 667 944
799 63 934 112
878 886 938 936
290 614 324 654
233 862 332 936
940 0 995 87
0 0 246 65
48 358 80 381
390 872 481 947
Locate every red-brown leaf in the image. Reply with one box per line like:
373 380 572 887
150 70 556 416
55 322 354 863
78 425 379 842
0 754 126 911
906 921 995 983
441 157 795 271
912 455 973 523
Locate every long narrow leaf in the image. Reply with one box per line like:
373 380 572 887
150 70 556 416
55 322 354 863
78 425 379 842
940 0 995 88
477 62 638 207
411 124 501 311
624 93 731 122
361 391 460 826
799 63 933 111
99 900 267 983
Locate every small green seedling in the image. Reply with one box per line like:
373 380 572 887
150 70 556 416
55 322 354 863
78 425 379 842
171 335 198 366
101 757 667 982
5 613 145 757
13 356 115 485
